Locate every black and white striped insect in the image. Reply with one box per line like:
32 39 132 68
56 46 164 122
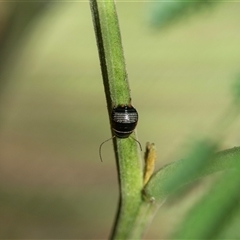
99 104 141 161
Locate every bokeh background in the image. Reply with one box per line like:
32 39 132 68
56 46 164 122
1 1 240 238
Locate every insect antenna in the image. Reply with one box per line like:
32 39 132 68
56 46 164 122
99 136 116 162
131 136 142 151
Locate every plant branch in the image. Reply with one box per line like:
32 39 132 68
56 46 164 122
90 0 143 238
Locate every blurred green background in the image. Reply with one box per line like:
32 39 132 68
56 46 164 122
0 1 240 238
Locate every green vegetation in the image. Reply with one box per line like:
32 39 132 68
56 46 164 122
1 1 240 239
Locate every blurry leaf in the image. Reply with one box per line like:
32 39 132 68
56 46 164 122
143 143 240 202
172 162 240 238
232 75 240 105
148 0 216 28
161 140 217 191
143 139 218 201
216 203 240 238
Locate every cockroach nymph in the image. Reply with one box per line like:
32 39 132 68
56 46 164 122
99 104 141 162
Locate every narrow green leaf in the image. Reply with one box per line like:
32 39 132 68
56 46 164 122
143 146 240 202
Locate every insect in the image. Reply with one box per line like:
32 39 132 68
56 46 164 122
99 104 142 161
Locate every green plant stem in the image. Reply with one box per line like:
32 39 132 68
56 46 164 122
90 0 130 107
90 0 143 238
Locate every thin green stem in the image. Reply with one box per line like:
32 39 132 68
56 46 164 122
90 0 143 238
90 0 130 108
